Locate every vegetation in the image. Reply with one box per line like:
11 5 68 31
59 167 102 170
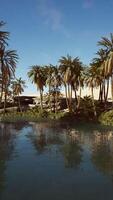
0 20 25 113
1 20 113 124
11 78 26 112
0 109 67 122
99 110 113 126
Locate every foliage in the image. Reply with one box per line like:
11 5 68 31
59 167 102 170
99 110 113 126
78 96 97 119
1 20 113 125
0 109 67 122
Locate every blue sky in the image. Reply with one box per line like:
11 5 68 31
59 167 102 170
0 0 113 95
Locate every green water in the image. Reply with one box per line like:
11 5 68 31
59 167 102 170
0 122 113 200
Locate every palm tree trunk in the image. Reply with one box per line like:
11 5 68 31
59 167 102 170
101 82 105 102
0 58 4 106
18 95 22 112
49 84 52 111
53 88 56 113
0 82 4 105
111 76 113 107
91 86 97 117
70 85 72 105
77 87 81 109
40 90 43 110
105 78 109 102
103 81 106 102
74 89 78 110
3 88 7 114
64 84 69 110
99 83 103 102
55 91 58 113
68 84 72 112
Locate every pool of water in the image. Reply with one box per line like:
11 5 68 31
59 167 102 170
0 122 113 200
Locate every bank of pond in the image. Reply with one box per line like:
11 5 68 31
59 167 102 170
0 107 113 126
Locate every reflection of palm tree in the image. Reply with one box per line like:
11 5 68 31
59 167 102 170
34 133 47 154
0 124 16 192
62 130 83 168
28 125 47 154
29 124 63 154
92 131 113 175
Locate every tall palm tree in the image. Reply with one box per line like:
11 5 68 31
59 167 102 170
59 55 73 111
98 33 113 103
91 48 110 103
0 46 18 109
45 64 55 111
50 66 62 113
0 21 10 108
71 57 83 109
104 51 113 103
12 78 26 112
28 66 46 110
98 33 113 53
59 55 83 112
85 66 98 117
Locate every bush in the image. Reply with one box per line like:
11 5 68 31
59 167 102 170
0 109 66 122
99 110 113 126
78 96 96 119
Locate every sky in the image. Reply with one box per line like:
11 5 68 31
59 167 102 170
0 0 113 95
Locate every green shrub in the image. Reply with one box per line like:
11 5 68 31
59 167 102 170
79 96 96 118
99 110 113 126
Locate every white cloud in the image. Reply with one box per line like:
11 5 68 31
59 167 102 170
37 0 62 30
37 0 71 38
82 0 94 9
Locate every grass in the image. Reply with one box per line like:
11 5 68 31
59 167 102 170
1 99 113 124
0 109 67 123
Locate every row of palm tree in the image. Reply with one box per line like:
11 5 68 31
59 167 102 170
1 20 113 115
28 33 113 115
28 56 84 112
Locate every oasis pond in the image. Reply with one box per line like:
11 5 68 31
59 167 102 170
0 122 113 200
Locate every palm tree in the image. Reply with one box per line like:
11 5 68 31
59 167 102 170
98 33 113 103
50 66 62 113
59 55 83 112
28 66 46 110
45 64 55 111
0 21 9 46
85 66 98 117
71 57 83 109
90 47 110 103
59 55 73 111
98 33 113 53
0 46 18 110
12 78 26 112
76 70 84 109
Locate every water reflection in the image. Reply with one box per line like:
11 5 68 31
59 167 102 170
62 129 83 168
0 124 16 192
28 123 64 154
29 124 83 168
0 123 27 194
0 122 113 200
92 130 113 175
